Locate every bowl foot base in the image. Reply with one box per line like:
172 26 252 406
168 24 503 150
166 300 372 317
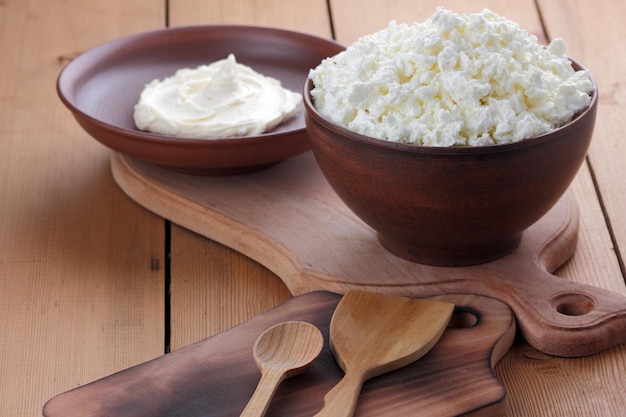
157 161 278 176
377 233 522 267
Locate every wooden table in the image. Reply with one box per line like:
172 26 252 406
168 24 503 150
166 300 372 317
2 0 625 415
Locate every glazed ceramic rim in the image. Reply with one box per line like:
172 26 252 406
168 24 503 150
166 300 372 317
58 24 344 146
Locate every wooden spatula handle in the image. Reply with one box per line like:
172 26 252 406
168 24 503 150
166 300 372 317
313 372 364 417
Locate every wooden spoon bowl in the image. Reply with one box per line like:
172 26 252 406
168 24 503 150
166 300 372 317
314 290 455 417
240 321 324 417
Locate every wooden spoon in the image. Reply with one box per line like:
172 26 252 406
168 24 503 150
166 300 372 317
314 290 455 417
240 321 324 417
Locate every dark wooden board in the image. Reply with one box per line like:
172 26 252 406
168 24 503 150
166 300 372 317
43 291 515 417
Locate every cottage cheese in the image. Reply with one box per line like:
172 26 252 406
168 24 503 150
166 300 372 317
134 54 301 139
309 8 594 146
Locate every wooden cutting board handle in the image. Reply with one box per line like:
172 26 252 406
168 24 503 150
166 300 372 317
110 152 626 357
496 269 626 357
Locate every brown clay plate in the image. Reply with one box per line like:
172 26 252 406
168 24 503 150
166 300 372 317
57 25 344 175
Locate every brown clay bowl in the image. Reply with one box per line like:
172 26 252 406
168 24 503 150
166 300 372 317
303 61 597 266
57 25 344 175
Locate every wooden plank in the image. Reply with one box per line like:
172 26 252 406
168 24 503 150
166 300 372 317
496 2 626 415
560 165 624 294
0 1 166 416
496 340 626 416
537 0 626 285
169 0 333 35
169 228 292 347
166 0 331 351
330 0 548 45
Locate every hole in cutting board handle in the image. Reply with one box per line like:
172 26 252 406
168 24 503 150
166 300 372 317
447 307 479 328
550 292 596 316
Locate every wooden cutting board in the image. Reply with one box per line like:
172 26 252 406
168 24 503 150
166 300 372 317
43 291 516 417
110 152 626 357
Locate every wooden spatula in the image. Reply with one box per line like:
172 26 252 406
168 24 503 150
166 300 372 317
314 290 454 417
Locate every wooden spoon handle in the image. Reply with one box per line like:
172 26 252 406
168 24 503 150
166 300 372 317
240 369 284 417
313 372 364 417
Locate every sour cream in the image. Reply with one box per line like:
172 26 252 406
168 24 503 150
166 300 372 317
133 54 302 138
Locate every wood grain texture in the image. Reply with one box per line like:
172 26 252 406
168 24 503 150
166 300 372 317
241 321 324 417
169 0 332 35
496 340 626 417
43 291 516 417
500 2 626 414
166 0 330 352
169 230 292 348
536 0 626 286
111 151 626 357
155 2 626 416
0 1 166 416
1 1 621 417
313 291 454 417
329 0 548 46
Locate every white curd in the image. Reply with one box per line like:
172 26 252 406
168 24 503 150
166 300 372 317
309 8 594 146
134 54 302 139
